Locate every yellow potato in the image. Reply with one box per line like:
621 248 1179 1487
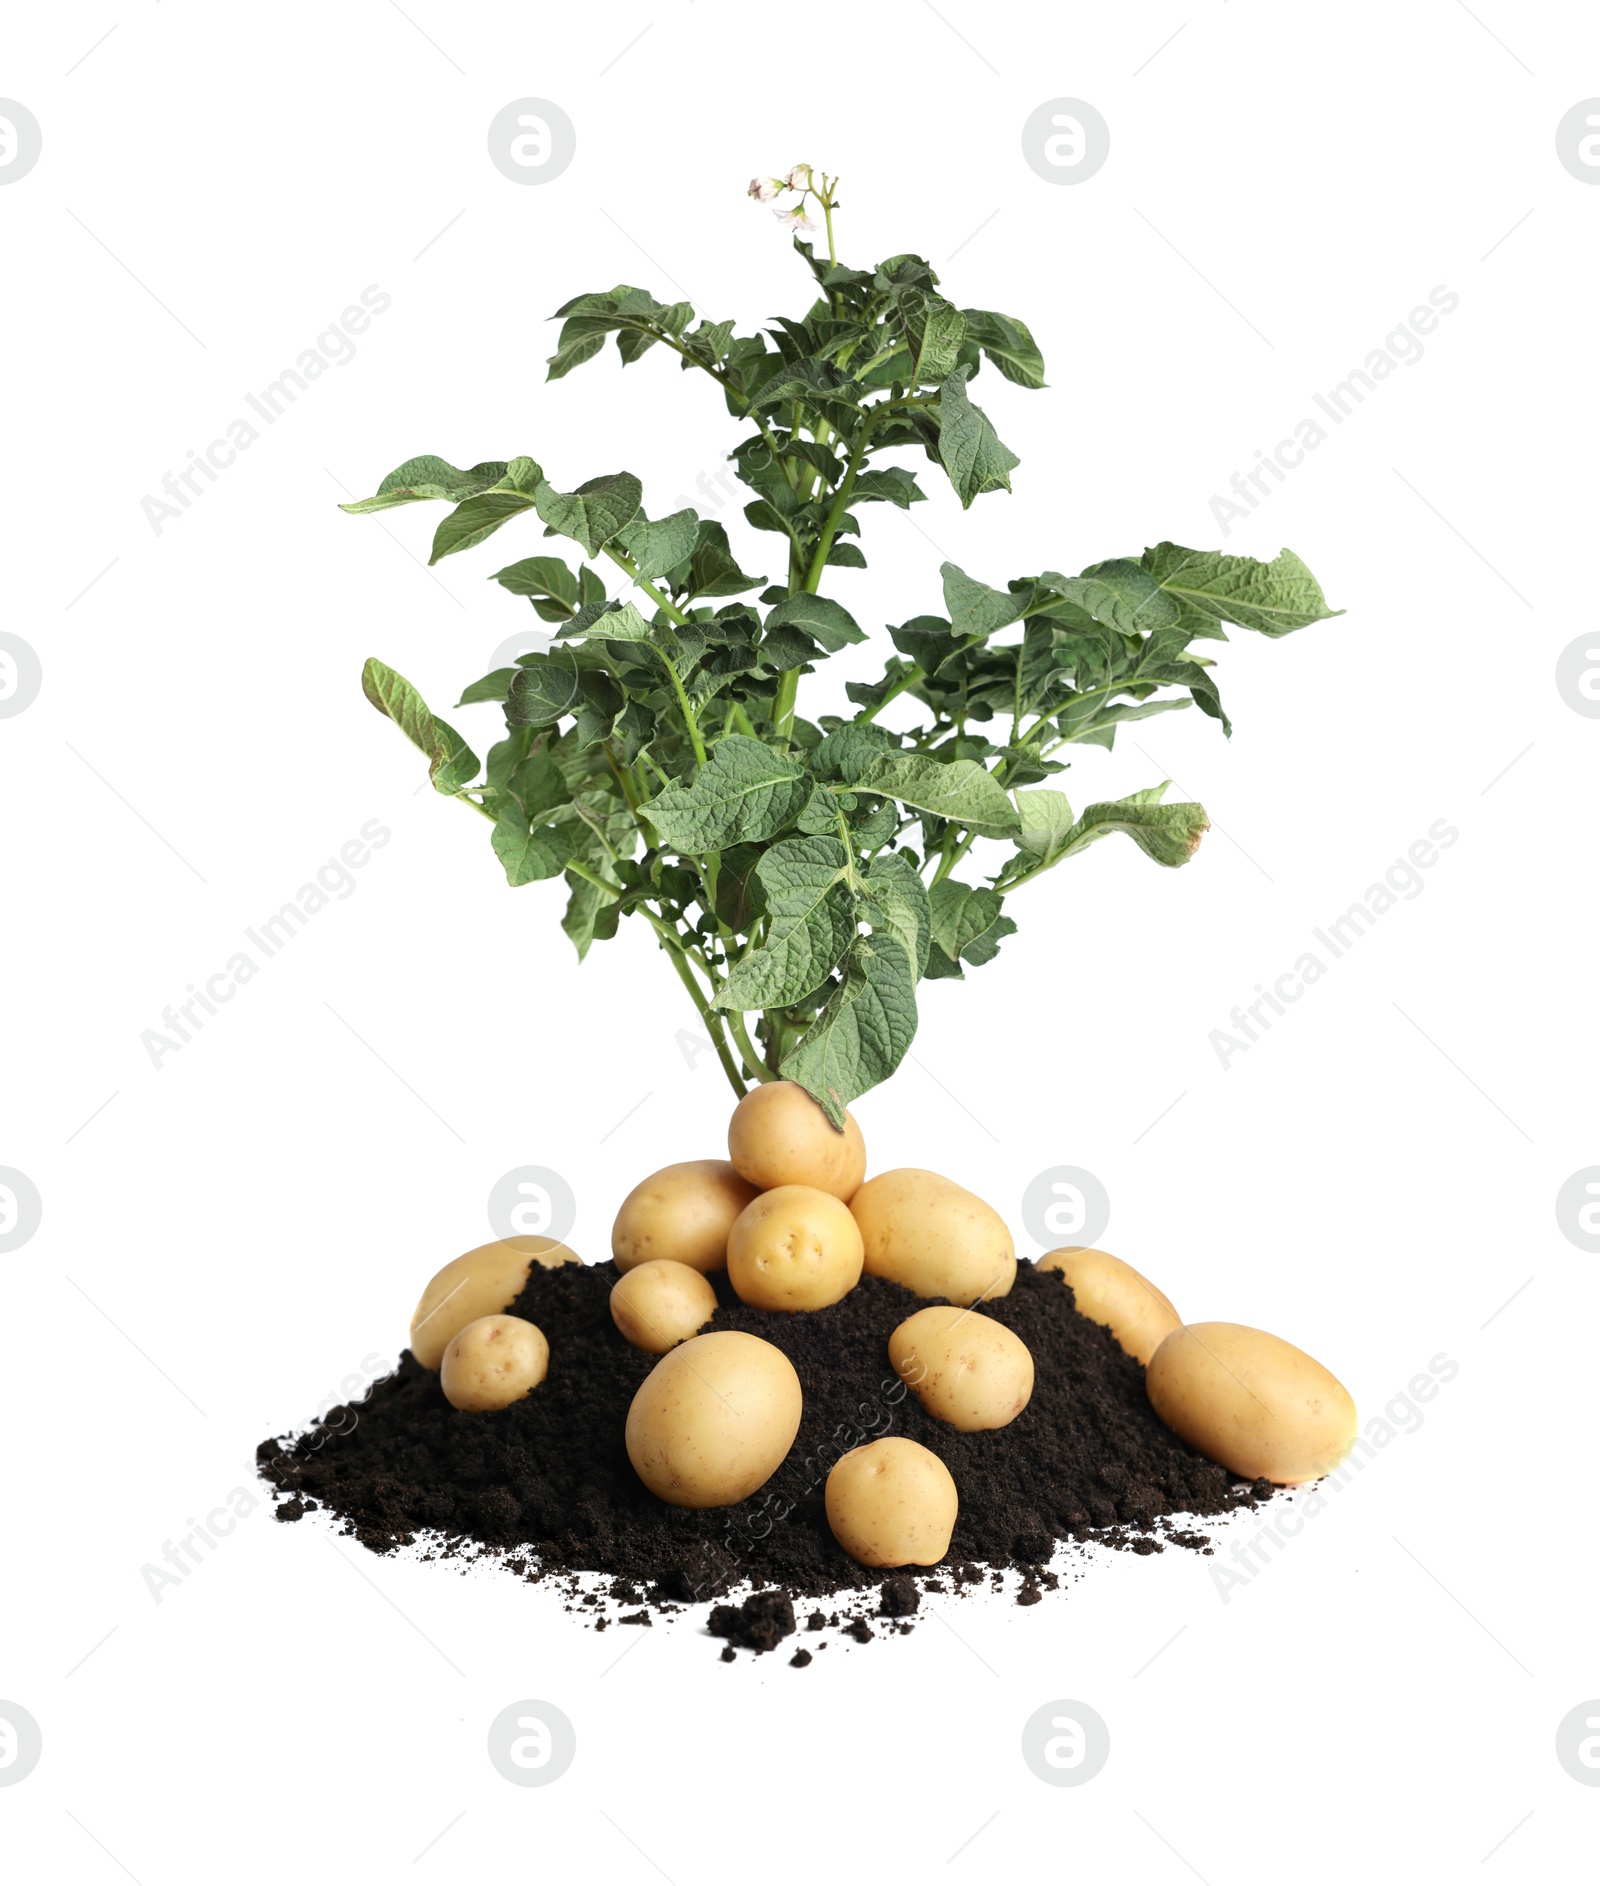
611 1159 758 1273
726 1184 864 1312
610 1259 718 1354
410 1238 580 1370
1038 1248 1180 1366
1146 1322 1358 1485
626 1330 802 1508
887 1305 1034 1431
727 1080 867 1199
825 1438 958 1568
850 1169 1015 1305
440 1314 549 1412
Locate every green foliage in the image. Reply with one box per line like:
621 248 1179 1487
342 186 1342 1119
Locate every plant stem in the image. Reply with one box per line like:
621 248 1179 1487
724 1008 770 1084
643 906 747 1097
657 650 707 767
603 544 692 627
772 666 801 737
598 547 708 767
857 663 923 724
803 418 874 593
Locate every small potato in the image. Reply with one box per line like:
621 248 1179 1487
850 1169 1015 1306
410 1238 580 1370
610 1259 718 1354
727 1080 866 1200
440 1314 549 1413
1147 1322 1357 1485
825 1438 958 1568
888 1305 1034 1431
611 1159 758 1273
726 1184 864 1312
626 1330 802 1508
1039 1248 1180 1366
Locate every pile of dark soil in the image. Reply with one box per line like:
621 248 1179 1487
258 1261 1271 1653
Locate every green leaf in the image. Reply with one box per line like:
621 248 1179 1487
913 302 968 384
535 472 643 558
504 750 570 819
684 520 765 599
751 357 848 409
795 778 845 835
863 851 930 977
616 508 700 580
552 600 654 645
812 722 896 784
716 836 857 1010
491 804 578 886
1141 542 1344 638
506 649 591 727
1013 788 1075 861
780 935 918 1125
851 798 900 850
851 752 1022 838
1056 694 1198 751
763 592 866 653
561 870 621 960
1048 559 1182 638
456 667 516 707
429 458 544 563
1056 787 1210 867
545 286 694 381
490 555 581 618
942 562 1027 638
925 879 1016 979
641 735 810 850
361 658 479 793
936 364 1019 508
711 843 768 930
851 468 926 508
759 623 821 672
960 310 1046 389
340 455 508 515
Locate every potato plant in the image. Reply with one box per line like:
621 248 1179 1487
345 166 1341 1121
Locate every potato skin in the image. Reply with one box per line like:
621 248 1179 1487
1039 1248 1179 1366
440 1314 549 1412
727 1081 867 1199
410 1238 579 1370
825 1438 958 1568
1146 1322 1357 1485
610 1259 718 1355
726 1184 865 1312
888 1305 1034 1431
611 1160 757 1274
625 1330 802 1508
850 1169 1015 1305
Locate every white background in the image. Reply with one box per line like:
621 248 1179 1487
3 3 1598 1878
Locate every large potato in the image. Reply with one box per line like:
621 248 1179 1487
727 1081 866 1199
610 1259 717 1354
825 1438 958 1568
1039 1248 1180 1366
726 1184 864 1312
625 1330 802 1508
611 1159 757 1273
888 1305 1034 1431
1146 1322 1357 1485
410 1238 580 1370
440 1314 549 1412
850 1169 1015 1305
